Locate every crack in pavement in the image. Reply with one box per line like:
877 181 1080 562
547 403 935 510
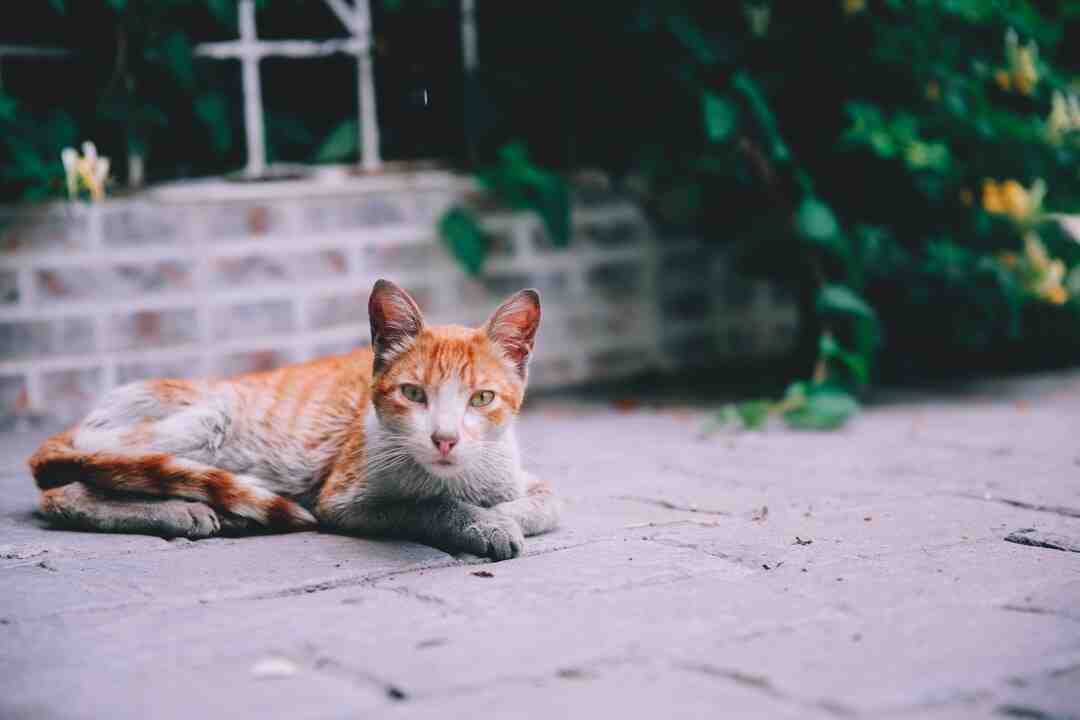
947 493 1080 520
615 495 732 516
674 661 858 717
1001 604 1080 623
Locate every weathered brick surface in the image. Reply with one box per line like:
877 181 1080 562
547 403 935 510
0 173 797 423
0 373 28 422
213 299 295 340
202 201 293 241
306 292 367 330
0 317 95 360
103 204 189 247
0 207 91 255
215 349 295 378
108 309 199 351
35 261 194 304
116 357 207 385
0 270 19 305
209 250 348 289
40 368 101 423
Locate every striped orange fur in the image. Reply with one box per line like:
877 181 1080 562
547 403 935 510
29 280 559 558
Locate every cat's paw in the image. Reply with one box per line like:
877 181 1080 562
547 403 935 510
455 510 524 561
156 501 221 539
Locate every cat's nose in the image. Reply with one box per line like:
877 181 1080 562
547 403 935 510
431 432 459 457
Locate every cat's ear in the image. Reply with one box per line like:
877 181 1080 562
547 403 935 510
369 279 425 373
485 289 541 377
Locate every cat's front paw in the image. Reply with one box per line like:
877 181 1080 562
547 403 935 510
455 509 524 561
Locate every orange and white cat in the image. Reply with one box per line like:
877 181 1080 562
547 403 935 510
28 280 559 560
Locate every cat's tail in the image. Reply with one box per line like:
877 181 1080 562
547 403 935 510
28 430 315 530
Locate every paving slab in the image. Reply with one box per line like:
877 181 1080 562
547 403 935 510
2 371 1080 719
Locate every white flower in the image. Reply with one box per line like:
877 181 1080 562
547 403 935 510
61 147 78 199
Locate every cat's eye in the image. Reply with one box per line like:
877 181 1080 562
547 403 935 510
469 390 495 407
401 384 427 403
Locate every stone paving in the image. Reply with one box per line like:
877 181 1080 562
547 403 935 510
2 371 1080 719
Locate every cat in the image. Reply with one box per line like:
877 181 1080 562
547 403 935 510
28 280 559 561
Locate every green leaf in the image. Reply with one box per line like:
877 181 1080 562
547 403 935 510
194 93 232 154
149 33 195 90
439 208 489 276
782 387 859 430
206 0 236 26
735 400 772 429
47 0 65 14
819 333 870 386
314 120 358 163
106 0 127 11
0 94 16 122
796 196 840 243
666 15 717 66
702 92 736 143
816 284 878 322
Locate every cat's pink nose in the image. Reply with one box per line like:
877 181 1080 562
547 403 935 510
431 432 459 457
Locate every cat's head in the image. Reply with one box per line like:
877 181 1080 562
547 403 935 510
367 279 541 480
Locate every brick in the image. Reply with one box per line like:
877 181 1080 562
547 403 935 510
116 357 207 385
0 270 18 304
660 289 711 320
587 262 644 296
307 292 367 330
212 299 295 339
306 193 410 231
313 337 370 359
578 219 644 249
41 367 102 423
214 349 293 378
35 261 193 304
660 248 714 288
357 242 441 275
108 308 198 351
202 201 290 240
209 250 348 289
0 373 29 419
0 317 94 360
0 207 91 255
103 204 188 247
414 191 458 224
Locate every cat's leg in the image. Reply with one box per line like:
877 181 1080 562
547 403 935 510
317 476 524 560
490 473 561 537
39 482 255 539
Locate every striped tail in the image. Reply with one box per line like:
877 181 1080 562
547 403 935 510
28 430 315 531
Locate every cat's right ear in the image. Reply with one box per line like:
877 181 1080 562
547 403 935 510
369 279 425 373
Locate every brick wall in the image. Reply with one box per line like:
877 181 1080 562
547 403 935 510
0 170 796 427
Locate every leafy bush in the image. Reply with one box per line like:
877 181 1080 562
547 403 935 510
442 0 1080 429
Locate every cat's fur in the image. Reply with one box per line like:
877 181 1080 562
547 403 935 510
27 280 559 560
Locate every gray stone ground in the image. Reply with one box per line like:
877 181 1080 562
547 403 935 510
2 372 1080 720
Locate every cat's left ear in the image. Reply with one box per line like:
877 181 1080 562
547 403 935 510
369 279 425 373
485 289 541 377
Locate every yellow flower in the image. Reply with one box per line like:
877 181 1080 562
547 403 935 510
925 80 941 102
842 0 868 15
60 141 109 202
982 180 1005 214
843 0 866 16
1044 286 1067 305
1000 180 1031 220
1013 45 1038 96
993 69 1012 92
